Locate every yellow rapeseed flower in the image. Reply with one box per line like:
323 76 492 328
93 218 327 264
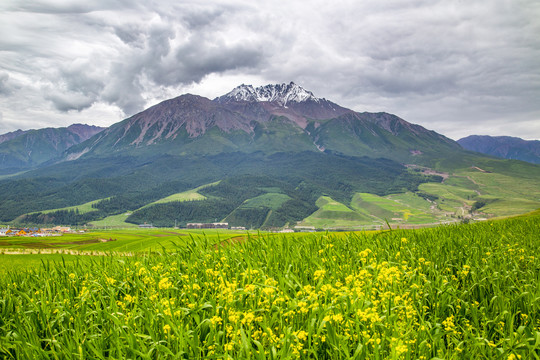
295 330 308 341
313 269 326 280
159 277 172 290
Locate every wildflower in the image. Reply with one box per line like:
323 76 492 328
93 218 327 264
295 330 308 341
69 273 76 279
163 324 171 333
159 277 172 290
443 315 458 334
245 284 257 292
262 287 275 295
314 269 326 280
461 264 471 277
401 237 408 244
395 344 408 355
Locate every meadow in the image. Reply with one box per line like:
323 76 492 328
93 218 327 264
0 229 245 256
1 212 539 358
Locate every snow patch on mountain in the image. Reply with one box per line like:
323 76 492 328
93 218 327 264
217 82 320 106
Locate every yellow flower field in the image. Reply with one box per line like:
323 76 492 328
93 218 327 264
1 211 540 358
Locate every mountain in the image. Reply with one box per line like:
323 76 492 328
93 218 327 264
2 82 540 229
64 82 460 164
458 135 540 164
0 124 104 171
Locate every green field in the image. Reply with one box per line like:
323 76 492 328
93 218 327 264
237 193 292 210
88 213 139 228
299 196 374 229
1 211 539 358
16 198 108 221
0 229 249 256
143 182 220 208
300 193 445 229
416 168 540 219
0 254 94 274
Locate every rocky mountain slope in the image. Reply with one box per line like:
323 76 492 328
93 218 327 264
458 135 540 164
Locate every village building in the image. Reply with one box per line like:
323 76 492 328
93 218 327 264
186 222 229 229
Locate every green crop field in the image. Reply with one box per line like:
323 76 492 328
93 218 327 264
1 211 539 358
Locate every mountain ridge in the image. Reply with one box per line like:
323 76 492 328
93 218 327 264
458 135 540 164
62 82 460 165
0 124 104 170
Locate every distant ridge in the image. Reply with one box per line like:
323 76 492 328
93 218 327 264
458 135 540 164
0 124 104 170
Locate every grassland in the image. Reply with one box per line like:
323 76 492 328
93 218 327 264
142 182 220 208
300 193 444 229
32 198 108 215
88 213 139 228
238 193 292 210
0 229 247 258
299 196 373 229
0 254 94 274
1 211 539 358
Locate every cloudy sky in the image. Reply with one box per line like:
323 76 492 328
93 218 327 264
1 0 539 140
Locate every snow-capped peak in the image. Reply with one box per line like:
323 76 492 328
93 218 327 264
217 82 320 106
